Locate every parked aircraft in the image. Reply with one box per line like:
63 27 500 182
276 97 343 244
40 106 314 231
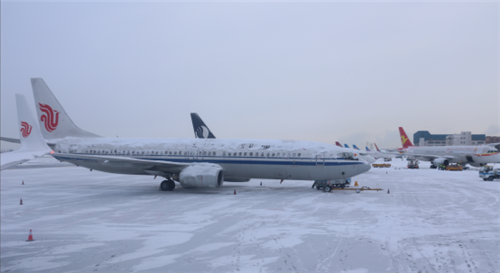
29 78 370 191
1 94 51 170
365 143 394 160
352 145 360 150
397 127 500 167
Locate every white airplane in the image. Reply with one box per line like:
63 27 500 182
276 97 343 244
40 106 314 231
1 94 52 170
398 127 500 168
30 78 370 191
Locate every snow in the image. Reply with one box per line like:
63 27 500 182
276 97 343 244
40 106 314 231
1 159 499 272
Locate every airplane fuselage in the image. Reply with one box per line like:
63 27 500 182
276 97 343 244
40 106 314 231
52 137 370 181
405 146 499 165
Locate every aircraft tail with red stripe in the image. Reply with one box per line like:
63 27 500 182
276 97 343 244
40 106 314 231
398 127 414 149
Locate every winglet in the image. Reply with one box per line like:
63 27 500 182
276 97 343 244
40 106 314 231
190 113 216 139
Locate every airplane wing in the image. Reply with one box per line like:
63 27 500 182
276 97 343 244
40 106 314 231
1 152 50 170
1 136 21 144
51 153 192 175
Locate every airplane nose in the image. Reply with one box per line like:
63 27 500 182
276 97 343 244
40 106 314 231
356 160 371 174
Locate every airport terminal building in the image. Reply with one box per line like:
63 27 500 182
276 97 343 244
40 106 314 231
413 131 487 146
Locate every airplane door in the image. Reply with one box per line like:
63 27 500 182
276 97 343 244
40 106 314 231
316 155 325 166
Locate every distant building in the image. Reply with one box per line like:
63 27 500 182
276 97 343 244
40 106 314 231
486 136 500 144
414 131 485 146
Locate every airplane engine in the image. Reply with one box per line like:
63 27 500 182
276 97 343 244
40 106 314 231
224 177 251 182
432 158 449 167
178 164 224 188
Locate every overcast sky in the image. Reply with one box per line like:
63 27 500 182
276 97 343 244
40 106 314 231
1 1 498 150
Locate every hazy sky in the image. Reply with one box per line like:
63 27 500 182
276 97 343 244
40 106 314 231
1 1 498 150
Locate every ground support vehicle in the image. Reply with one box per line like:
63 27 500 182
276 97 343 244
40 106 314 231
312 179 351 192
372 163 391 168
446 164 463 171
384 158 392 162
407 159 419 169
479 166 500 181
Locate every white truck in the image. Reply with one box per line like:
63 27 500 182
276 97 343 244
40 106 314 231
479 166 500 181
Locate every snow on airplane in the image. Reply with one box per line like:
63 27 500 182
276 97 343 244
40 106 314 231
29 78 370 191
1 94 52 170
191 113 377 166
397 127 500 168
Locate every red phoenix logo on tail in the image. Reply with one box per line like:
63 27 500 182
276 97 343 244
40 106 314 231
20 121 32 138
39 103 59 132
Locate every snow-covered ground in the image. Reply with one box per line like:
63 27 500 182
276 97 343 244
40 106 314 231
1 159 499 273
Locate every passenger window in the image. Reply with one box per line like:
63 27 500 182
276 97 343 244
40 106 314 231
250 152 253 156
244 152 247 156
267 153 270 157
272 153 275 157
223 152 226 156
239 152 242 156
261 153 264 157
293 153 296 157
298 153 301 157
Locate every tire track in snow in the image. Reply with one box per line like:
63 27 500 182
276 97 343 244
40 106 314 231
315 237 343 272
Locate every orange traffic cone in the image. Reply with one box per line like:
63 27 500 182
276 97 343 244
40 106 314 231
26 229 34 241
234 189 236 195
22 180 24 185
354 181 359 187
20 198 23 205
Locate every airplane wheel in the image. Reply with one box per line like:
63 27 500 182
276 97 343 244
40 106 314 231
324 185 332 192
488 177 494 181
483 178 488 181
160 180 175 191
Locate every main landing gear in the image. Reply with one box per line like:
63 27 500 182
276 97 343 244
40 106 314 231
160 179 176 191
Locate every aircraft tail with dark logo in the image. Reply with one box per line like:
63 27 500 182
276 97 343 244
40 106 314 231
190 113 216 139
398 127 414 149
31 78 101 140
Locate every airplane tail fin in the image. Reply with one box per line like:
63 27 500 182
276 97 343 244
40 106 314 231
344 144 350 148
366 147 371 152
335 141 342 147
398 127 414 148
353 145 360 150
374 143 381 152
31 78 101 140
15 94 51 153
190 113 216 139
